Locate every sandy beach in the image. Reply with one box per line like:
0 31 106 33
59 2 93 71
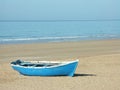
0 39 120 90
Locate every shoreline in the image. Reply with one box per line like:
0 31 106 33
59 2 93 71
0 37 120 45
0 39 120 90
0 38 120 45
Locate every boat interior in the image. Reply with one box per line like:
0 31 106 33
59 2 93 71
11 60 61 67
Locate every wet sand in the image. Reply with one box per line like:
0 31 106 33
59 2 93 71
0 39 120 90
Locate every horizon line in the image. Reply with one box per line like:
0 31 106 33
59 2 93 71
0 19 120 22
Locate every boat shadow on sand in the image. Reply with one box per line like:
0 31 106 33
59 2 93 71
74 73 96 77
20 73 96 77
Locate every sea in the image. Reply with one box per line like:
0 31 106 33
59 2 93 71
0 20 120 44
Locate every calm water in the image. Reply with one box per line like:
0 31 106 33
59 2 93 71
0 20 120 44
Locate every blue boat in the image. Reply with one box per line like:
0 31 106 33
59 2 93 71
11 59 79 77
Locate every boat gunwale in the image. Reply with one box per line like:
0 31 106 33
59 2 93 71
11 59 79 69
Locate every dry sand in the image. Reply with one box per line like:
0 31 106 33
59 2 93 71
0 39 120 90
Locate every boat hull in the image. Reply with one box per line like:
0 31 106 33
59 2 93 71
11 60 78 77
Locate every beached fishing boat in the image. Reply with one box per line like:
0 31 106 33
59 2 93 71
11 59 79 77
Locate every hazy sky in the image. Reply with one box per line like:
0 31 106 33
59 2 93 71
0 0 120 20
